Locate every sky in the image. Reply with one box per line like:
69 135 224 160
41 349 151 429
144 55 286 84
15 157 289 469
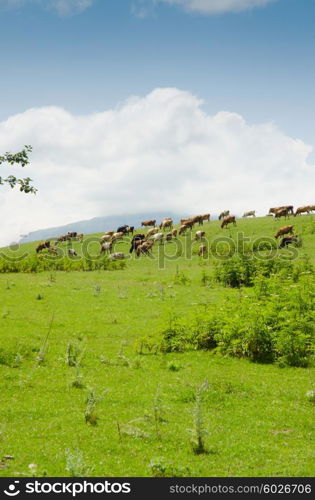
0 0 314 245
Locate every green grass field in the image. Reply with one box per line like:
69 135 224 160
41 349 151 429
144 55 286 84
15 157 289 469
0 215 314 477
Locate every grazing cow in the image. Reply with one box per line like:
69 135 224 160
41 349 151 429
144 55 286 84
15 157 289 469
159 218 173 230
127 226 134 235
111 232 124 241
219 210 230 220
136 240 154 257
275 225 294 239
294 206 311 216
48 246 58 255
67 232 77 238
141 219 156 227
36 241 50 253
76 233 84 241
221 216 236 229
129 234 145 254
180 217 193 226
195 230 205 241
56 234 70 243
146 227 159 238
109 252 125 260
179 224 189 235
165 232 173 241
279 235 299 248
243 210 256 218
100 234 112 243
100 241 112 254
191 215 204 226
201 213 210 222
68 248 77 257
171 229 178 238
269 205 294 215
150 232 164 244
274 208 290 219
308 205 315 212
198 244 207 256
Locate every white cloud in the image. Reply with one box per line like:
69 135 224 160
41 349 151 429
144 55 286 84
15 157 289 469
0 87 314 246
157 0 276 14
0 0 93 15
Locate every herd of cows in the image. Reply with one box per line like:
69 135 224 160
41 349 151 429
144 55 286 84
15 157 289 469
34 204 315 259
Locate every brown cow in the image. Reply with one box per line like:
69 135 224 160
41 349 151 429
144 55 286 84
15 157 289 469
136 240 154 257
269 205 294 215
274 208 291 219
279 235 299 248
141 219 156 227
221 216 236 228
171 229 178 238
275 225 294 239
159 218 173 230
198 244 207 256
294 206 311 216
36 241 50 253
201 213 210 222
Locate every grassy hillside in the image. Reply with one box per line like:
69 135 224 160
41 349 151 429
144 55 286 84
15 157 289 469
0 215 314 477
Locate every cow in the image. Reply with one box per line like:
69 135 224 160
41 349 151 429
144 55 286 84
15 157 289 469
48 246 58 255
104 231 115 236
141 219 156 227
129 234 145 254
279 235 299 248
111 232 124 241
159 218 173 230
274 208 291 219
100 241 112 254
195 230 205 241
127 226 134 235
294 206 311 216
243 211 256 218
308 205 315 212
171 229 178 238
201 213 210 222
68 248 77 257
179 224 189 235
67 232 77 238
191 215 204 226
100 234 112 243
221 216 236 228
109 252 125 260
269 205 294 215
136 240 154 257
165 232 173 241
146 227 159 238
275 225 294 239
150 232 164 244
180 218 191 225
76 233 84 241
117 225 129 234
56 234 70 243
198 244 207 256
36 241 50 253
219 210 229 220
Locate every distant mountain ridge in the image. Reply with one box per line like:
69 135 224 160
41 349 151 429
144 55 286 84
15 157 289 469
19 212 185 243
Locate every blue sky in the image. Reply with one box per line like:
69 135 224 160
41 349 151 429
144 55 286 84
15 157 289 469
0 0 314 147
1 0 315 245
